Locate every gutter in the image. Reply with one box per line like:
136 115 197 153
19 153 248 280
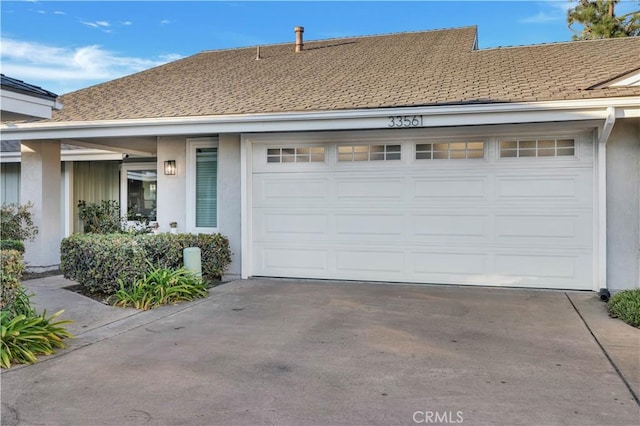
597 106 616 293
1 97 639 141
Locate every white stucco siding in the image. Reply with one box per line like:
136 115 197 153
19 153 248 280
607 118 640 291
218 134 242 278
156 137 187 233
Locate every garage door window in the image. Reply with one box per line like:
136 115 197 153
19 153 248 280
499 139 575 158
267 147 325 163
415 142 484 160
338 144 401 162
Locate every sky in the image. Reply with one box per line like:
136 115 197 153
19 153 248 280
1 0 638 95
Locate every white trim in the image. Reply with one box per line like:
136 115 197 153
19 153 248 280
120 162 158 221
240 134 252 279
0 149 123 163
595 107 616 290
63 162 73 237
2 97 639 141
186 137 219 234
0 88 62 120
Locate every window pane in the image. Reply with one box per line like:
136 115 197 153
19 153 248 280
434 151 448 159
338 153 352 161
450 150 465 159
538 149 555 157
127 170 157 221
310 153 325 162
557 139 574 147
310 147 324 154
370 153 385 161
500 150 517 158
519 149 536 157
353 152 368 161
433 143 449 151
267 156 280 163
416 144 431 152
369 145 385 153
354 146 368 153
196 148 217 227
449 142 465 150
296 147 310 155
386 152 401 160
267 148 280 156
557 148 575 156
500 141 517 149
338 146 352 154
467 142 484 150
416 152 432 160
520 141 536 149
538 140 555 149
295 154 310 162
282 148 295 155
386 145 401 152
467 150 484 158
282 155 295 163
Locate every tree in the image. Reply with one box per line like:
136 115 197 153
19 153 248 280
567 0 640 40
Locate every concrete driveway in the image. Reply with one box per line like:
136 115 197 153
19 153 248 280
2 278 639 425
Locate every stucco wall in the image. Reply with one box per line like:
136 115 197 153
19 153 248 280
156 137 187 233
607 118 640 291
218 134 242 277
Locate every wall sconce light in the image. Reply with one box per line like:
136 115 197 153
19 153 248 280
164 160 176 175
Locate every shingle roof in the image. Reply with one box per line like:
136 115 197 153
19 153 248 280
1 74 58 100
51 27 640 122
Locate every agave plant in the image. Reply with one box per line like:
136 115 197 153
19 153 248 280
1 310 74 369
114 264 208 310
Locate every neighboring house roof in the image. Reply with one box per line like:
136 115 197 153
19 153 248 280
1 74 58 100
40 27 640 122
1 140 86 152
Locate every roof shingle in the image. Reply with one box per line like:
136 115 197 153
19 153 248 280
51 27 640 122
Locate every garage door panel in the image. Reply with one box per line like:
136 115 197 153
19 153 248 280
258 246 329 273
494 252 588 282
335 214 404 239
253 176 329 206
412 252 487 275
495 212 592 247
413 177 487 200
336 178 404 200
496 171 592 202
255 213 329 241
411 214 489 241
335 250 404 273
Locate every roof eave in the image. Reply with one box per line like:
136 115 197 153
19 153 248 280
2 97 639 141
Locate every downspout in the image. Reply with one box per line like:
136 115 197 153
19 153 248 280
597 106 615 300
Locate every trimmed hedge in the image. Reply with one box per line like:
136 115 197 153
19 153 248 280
60 233 232 294
1 249 25 310
0 240 25 253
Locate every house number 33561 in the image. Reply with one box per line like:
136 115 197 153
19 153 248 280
388 115 423 128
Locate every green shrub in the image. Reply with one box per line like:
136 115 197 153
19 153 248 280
608 289 640 328
61 233 232 295
1 310 73 369
1 250 25 310
114 265 208 310
0 202 39 242
77 200 123 234
0 240 25 253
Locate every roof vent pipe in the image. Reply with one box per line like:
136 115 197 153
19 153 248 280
295 26 304 52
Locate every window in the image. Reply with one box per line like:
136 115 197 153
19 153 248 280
187 138 218 232
267 146 325 163
338 144 401 162
121 164 157 221
415 142 484 160
499 139 575 158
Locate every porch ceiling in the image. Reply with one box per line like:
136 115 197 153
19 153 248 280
62 136 157 156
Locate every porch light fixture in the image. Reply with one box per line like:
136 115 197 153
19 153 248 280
164 160 176 175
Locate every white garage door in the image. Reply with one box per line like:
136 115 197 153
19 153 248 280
250 132 594 290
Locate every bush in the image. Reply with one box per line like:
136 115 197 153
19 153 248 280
114 264 208 310
77 200 123 234
61 233 232 294
1 250 25 311
0 202 39 242
0 240 25 253
1 310 73 368
608 289 640 328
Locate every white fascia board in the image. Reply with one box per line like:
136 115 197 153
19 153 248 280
0 149 123 163
2 97 639 141
1 89 62 120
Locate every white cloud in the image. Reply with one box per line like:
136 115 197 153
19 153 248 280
53 11 66 15
160 19 171 25
520 11 559 24
0 38 183 94
520 0 573 24
122 21 133 26
81 20 110 29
